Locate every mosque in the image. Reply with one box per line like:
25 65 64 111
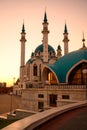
13 11 87 111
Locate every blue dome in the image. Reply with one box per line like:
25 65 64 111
48 48 87 83
35 44 55 53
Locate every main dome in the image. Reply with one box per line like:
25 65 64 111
48 48 87 83
34 44 55 53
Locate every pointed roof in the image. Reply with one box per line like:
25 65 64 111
22 23 25 33
79 33 87 50
64 23 68 33
44 11 48 23
57 45 62 51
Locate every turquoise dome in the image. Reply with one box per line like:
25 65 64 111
35 44 55 53
48 48 87 83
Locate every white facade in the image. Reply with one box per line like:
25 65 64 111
21 85 87 111
13 11 62 95
13 12 87 112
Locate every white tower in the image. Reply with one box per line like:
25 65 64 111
42 11 49 63
63 23 69 55
20 23 26 82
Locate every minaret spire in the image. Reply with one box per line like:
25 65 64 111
44 11 47 23
20 22 27 82
63 22 69 55
82 32 86 48
64 23 68 33
22 22 25 33
42 11 49 63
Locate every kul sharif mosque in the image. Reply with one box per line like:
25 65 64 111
14 11 87 111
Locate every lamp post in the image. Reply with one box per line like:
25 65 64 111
82 69 87 100
10 92 13 114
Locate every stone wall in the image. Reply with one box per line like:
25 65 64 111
21 85 87 111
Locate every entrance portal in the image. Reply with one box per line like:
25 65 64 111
49 94 57 107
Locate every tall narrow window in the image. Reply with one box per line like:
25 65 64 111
39 64 41 81
49 94 57 107
33 64 37 76
38 102 44 109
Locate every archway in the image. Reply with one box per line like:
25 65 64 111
49 94 57 107
42 67 58 85
68 62 87 85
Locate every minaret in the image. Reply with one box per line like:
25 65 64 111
20 23 26 82
63 23 69 55
42 11 49 63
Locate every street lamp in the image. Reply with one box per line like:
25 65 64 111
9 92 13 114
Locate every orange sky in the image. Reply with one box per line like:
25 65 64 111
0 0 87 86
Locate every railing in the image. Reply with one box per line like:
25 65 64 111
26 83 87 89
45 84 87 89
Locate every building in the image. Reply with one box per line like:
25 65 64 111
0 82 6 87
13 11 87 111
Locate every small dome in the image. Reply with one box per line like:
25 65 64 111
31 52 34 56
57 45 62 50
35 44 55 53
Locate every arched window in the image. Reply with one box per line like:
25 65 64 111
43 68 57 85
33 64 37 76
38 51 40 56
39 64 41 81
48 71 57 85
68 62 87 85
50 52 52 56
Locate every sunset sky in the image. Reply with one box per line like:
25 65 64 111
0 0 87 86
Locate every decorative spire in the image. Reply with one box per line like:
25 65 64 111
64 23 68 33
44 11 47 23
22 22 25 33
63 23 69 55
42 10 49 63
82 32 85 47
20 21 26 82
57 44 62 58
